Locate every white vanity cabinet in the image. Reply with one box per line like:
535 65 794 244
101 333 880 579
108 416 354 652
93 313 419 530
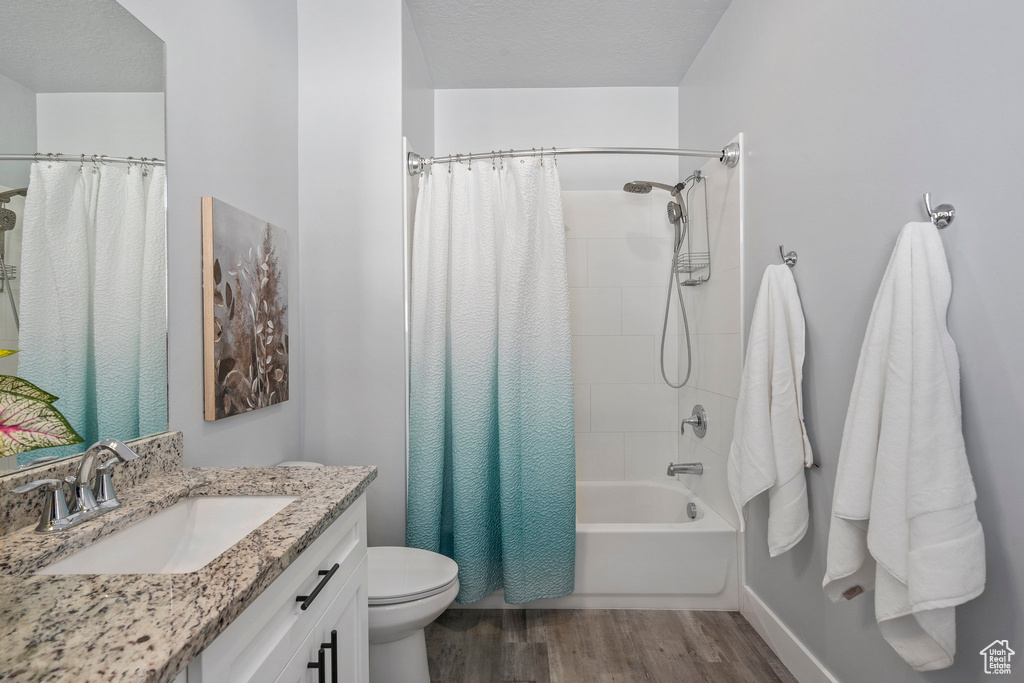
183 495 369 683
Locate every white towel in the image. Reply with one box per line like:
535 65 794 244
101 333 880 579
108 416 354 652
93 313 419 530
727 264 813 556
823 222 985 672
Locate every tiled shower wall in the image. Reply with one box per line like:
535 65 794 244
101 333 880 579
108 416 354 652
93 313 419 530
565 141 742 529
565 190 684 482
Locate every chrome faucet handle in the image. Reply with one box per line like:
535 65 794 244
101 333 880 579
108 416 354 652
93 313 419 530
12 478 72 533
94 456 123 509
680 404 708 438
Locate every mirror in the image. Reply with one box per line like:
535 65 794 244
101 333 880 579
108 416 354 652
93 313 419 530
0 0 167 474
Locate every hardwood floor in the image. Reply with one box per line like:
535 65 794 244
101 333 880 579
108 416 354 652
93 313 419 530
425 609 798 683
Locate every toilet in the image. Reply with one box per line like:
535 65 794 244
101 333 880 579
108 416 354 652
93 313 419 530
367 546 459 683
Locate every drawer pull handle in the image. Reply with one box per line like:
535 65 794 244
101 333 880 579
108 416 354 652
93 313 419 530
296 563 340 611
307 646 326 683
320 629 338 683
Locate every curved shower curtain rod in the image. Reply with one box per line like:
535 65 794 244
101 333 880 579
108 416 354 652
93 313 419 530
0 153 165 167
407 143 740 176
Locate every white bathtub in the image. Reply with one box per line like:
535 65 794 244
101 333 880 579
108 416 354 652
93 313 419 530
469 480 739 610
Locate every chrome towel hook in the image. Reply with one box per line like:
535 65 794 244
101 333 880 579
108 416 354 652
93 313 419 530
923 193 955 228
779 245 797 267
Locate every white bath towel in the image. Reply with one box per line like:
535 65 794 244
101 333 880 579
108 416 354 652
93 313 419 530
823 222 985 672
728 264 813 557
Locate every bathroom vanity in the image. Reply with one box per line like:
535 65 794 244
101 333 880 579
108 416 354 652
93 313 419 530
0 432 376 683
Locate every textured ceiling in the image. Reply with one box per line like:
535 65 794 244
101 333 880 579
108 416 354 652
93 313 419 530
0 0 163 93
405 0 733 88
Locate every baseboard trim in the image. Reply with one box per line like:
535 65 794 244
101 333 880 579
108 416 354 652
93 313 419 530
741 586 840 683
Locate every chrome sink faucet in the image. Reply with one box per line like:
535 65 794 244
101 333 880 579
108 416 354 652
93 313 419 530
70 439 140 514
13 439 140 533
667 462 703 476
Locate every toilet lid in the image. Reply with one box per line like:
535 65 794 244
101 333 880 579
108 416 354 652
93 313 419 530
367 546 459 605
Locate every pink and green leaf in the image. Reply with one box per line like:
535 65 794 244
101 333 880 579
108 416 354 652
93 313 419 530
0 376 58 403
0 391 83 456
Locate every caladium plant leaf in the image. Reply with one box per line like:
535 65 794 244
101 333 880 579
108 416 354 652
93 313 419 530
0 376 58 403
0 391 83 456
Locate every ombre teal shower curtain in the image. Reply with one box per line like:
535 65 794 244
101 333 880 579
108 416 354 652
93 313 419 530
407 157 575 605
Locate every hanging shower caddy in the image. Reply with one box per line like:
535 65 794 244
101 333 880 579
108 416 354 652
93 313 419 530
675 170 711 286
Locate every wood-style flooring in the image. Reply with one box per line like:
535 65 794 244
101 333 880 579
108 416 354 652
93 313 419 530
425 609 798 683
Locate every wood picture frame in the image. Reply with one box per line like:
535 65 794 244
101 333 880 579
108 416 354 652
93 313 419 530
202 197 289 420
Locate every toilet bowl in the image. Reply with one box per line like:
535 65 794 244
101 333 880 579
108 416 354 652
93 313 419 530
368 546 459 683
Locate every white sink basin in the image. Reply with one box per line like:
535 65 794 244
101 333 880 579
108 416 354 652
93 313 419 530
37 495 298 575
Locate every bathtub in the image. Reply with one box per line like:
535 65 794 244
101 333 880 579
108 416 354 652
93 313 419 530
469 480 739 610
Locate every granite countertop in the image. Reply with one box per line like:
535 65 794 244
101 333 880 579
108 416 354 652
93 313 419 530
0 464 376 683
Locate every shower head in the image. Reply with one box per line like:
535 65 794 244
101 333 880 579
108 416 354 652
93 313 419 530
623 181 653 194
666 201 686 224
622 180 686 196
0 208 16 232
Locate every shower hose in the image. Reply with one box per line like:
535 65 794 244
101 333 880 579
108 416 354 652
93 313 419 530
660 240 693 388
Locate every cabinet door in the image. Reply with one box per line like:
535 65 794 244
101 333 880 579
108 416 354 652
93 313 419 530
191 497 367 683
276 556 368 683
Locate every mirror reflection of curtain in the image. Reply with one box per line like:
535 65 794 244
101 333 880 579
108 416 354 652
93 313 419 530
17 162 166 465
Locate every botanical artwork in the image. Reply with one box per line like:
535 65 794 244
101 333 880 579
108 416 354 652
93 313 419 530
202 198 289 420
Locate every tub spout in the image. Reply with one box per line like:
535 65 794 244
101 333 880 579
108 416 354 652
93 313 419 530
667 462 703 476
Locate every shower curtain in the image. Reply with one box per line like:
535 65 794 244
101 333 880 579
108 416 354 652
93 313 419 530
407 157 576 604
17 162 167 466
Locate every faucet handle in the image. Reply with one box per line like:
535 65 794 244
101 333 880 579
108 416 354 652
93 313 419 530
93 457 123 508
12 479 72 533
96 456 120 473
12 478 64 494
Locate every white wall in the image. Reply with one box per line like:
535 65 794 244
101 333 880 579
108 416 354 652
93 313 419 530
402 1 433 158
0 72 36 188
299 0 408 546
118 0 300 467
434 87 678 190
679 2 1023 681
36 92 165 159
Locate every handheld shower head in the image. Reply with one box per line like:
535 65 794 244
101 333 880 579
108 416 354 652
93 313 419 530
667 201 688 251
666 201 685 224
